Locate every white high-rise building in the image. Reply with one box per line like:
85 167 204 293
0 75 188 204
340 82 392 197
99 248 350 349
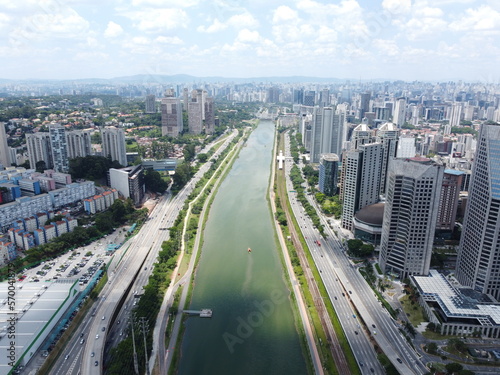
101 126 127 166
310 106 345 163
396 137 416 158
188 89 203 135
393 98 406 127
26 132 53 170
455 123 500 300
376 122 399 196
379 157 444 279
66 130 92 159
0 122 11 168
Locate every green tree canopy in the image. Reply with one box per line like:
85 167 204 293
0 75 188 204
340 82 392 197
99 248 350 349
144 169 169 194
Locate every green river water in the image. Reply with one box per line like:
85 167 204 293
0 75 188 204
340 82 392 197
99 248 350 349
177 120 308 375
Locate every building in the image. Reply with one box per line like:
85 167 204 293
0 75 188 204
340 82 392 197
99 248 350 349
393 98 406 127
352 203 384 245
101 126 127 166
145 94 156 113
310 106 345 163
455 123 500 301
49 124 69 172
18 179 41 196
436 169 464 231
66 130 92 159
188 89 204 135
376 122 399 195
359 92 371 119
0 122 11 168
379 157 444 279
396 136 416 158
161 91 183 137
413 270 500 338
204 97 215 134
318 154 339 196
108 165 145 205
26 132 52 170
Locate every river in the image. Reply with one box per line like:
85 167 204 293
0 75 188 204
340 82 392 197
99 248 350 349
177 120 308 375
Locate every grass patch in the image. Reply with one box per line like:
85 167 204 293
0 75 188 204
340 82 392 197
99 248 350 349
400 294 426 326
375 263 382 275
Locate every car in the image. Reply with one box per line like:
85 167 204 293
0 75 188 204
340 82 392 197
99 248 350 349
102 316 105 320
95 361 99 366
334 296 337 300
91 352 95 357
370 368 374 373
80 339 85 344
354 331 358 335
64 354 69 360
397 358 402 363
349 290 352 294
102 327 105 331
117 320 120 325
342 293 345 296
372 324 376 328
80 333 84 338
96 334 99 339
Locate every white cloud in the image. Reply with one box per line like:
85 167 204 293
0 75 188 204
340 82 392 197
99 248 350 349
197 19 226 33
372 39 400 57
236 29 260 43
227 12 259 29
155 35 183 44
449 5 500 32
381 0 411 15
125 8 188 32
272 6 298 23
130 0 199 7
104 21 124 38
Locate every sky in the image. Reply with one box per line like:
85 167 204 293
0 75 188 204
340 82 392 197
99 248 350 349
1 0 500 81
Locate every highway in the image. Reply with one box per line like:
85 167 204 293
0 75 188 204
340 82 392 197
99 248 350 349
49 131 237 375
282 133 428 375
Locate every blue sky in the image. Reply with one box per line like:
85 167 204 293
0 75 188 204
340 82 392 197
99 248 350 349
1 0 499 81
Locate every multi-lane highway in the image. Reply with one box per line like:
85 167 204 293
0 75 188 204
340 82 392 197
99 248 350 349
48 131 237 375
282 133 428 375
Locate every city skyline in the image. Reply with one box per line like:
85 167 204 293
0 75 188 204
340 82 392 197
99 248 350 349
0 0 499 82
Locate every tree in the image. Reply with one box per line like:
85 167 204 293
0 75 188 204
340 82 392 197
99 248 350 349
197 153 208 163
144 169 169 194
347 239 363 253
183 143 196 162
35 160 47 173
445 362 463 374
425 342 438 354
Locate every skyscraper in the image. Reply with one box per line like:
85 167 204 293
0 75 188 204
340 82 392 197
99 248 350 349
318 154 339 196
102 126 127 167
0 122 11 168
145 94 156 113
455 123 500 300
376 122 399 195
49 124 69 172
436 169 464 231
379 157 444 278
310 106 345 163
204 97 215 135
393 98 406 127
161 90 183 137
26 132 53 170
359 92 371 119
188 89 204 135
66 130 92 159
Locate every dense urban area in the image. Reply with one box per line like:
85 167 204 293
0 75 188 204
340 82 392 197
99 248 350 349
1 77 500 375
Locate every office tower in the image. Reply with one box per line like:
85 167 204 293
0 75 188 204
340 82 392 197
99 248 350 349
319 89 330 107
293 88 304 104
0 122 11 168
108 165 145 205
376 122 399 196
145 94 156 113
204 97 215 135
183 87 189 112
393 98 406 127
359 92 371 119
341 141 382 231
49 124 69 173
447 102 463 133
101 126 127 166
303 91 316 106
26 133 53 170
310 107 345 163
66 130 92 159
318 154 339 196
379 157 444 278
267 87 280 103
396 136 416 158
161 90 183 137
436 169 464 231
188 89 204 135
455 123 500 300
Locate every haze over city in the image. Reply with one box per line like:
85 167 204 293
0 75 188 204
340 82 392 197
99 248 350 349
1 0 500 81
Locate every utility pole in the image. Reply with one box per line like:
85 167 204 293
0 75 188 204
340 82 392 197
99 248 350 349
130 315 139 375
140 317 150 375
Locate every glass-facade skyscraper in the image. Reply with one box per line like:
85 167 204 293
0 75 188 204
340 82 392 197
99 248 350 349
455 123 500 300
